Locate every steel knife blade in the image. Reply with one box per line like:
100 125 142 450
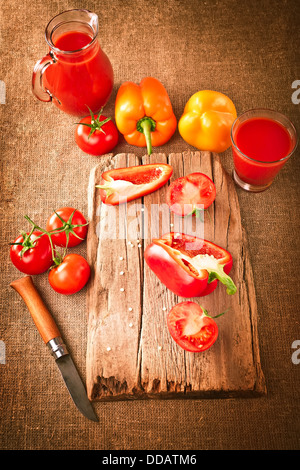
10 275 98 423
54 351 98 422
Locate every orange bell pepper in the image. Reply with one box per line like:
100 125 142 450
115 77 177 155
178 90 237 153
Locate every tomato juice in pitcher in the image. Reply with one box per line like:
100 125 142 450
32 9 114 116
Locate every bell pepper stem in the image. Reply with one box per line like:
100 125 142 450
139 119 153 155
180 253 237 296
95 183 114 197
136 115 157 155
96 179 136 199
207 269 237 295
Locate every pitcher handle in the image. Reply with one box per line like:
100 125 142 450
32 52 55 102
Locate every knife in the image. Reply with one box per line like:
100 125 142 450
10 275 98 422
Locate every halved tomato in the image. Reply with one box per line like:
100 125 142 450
166 172 216 216
167 302 218 352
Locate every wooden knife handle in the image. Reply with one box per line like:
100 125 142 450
10 275 61 344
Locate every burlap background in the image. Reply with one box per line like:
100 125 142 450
0 0 299 450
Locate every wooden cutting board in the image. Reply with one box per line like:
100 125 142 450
86 151 266 401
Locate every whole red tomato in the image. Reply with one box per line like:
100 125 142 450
10 231 53 275
46 207 88 248
75 108 119 156
48 254 90 295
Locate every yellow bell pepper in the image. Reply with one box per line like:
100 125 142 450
178 90 237 153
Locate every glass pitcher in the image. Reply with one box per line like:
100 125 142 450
32 9 114 116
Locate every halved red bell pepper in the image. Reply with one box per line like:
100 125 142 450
96 163 173 205
144 232 236 297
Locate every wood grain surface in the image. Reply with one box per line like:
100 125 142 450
86 151 266 401
1 0 299 451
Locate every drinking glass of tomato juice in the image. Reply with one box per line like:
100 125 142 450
231 109 297 192
32 9 113 116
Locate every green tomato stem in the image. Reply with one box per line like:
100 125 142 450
76 106 112 139
19 210 88 268
202 307 230 319
23 215 62 266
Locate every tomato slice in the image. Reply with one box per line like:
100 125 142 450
97 163 173 205
166 172 216 216
167 302 218 352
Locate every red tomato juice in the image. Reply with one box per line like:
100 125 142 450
232 117 293 186
54 31 91 51
43 30 113 116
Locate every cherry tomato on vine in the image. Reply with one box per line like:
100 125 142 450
10 231 53 275
75 107 119 156
46 207 88 248
167 302 219 352
48 254 91 295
